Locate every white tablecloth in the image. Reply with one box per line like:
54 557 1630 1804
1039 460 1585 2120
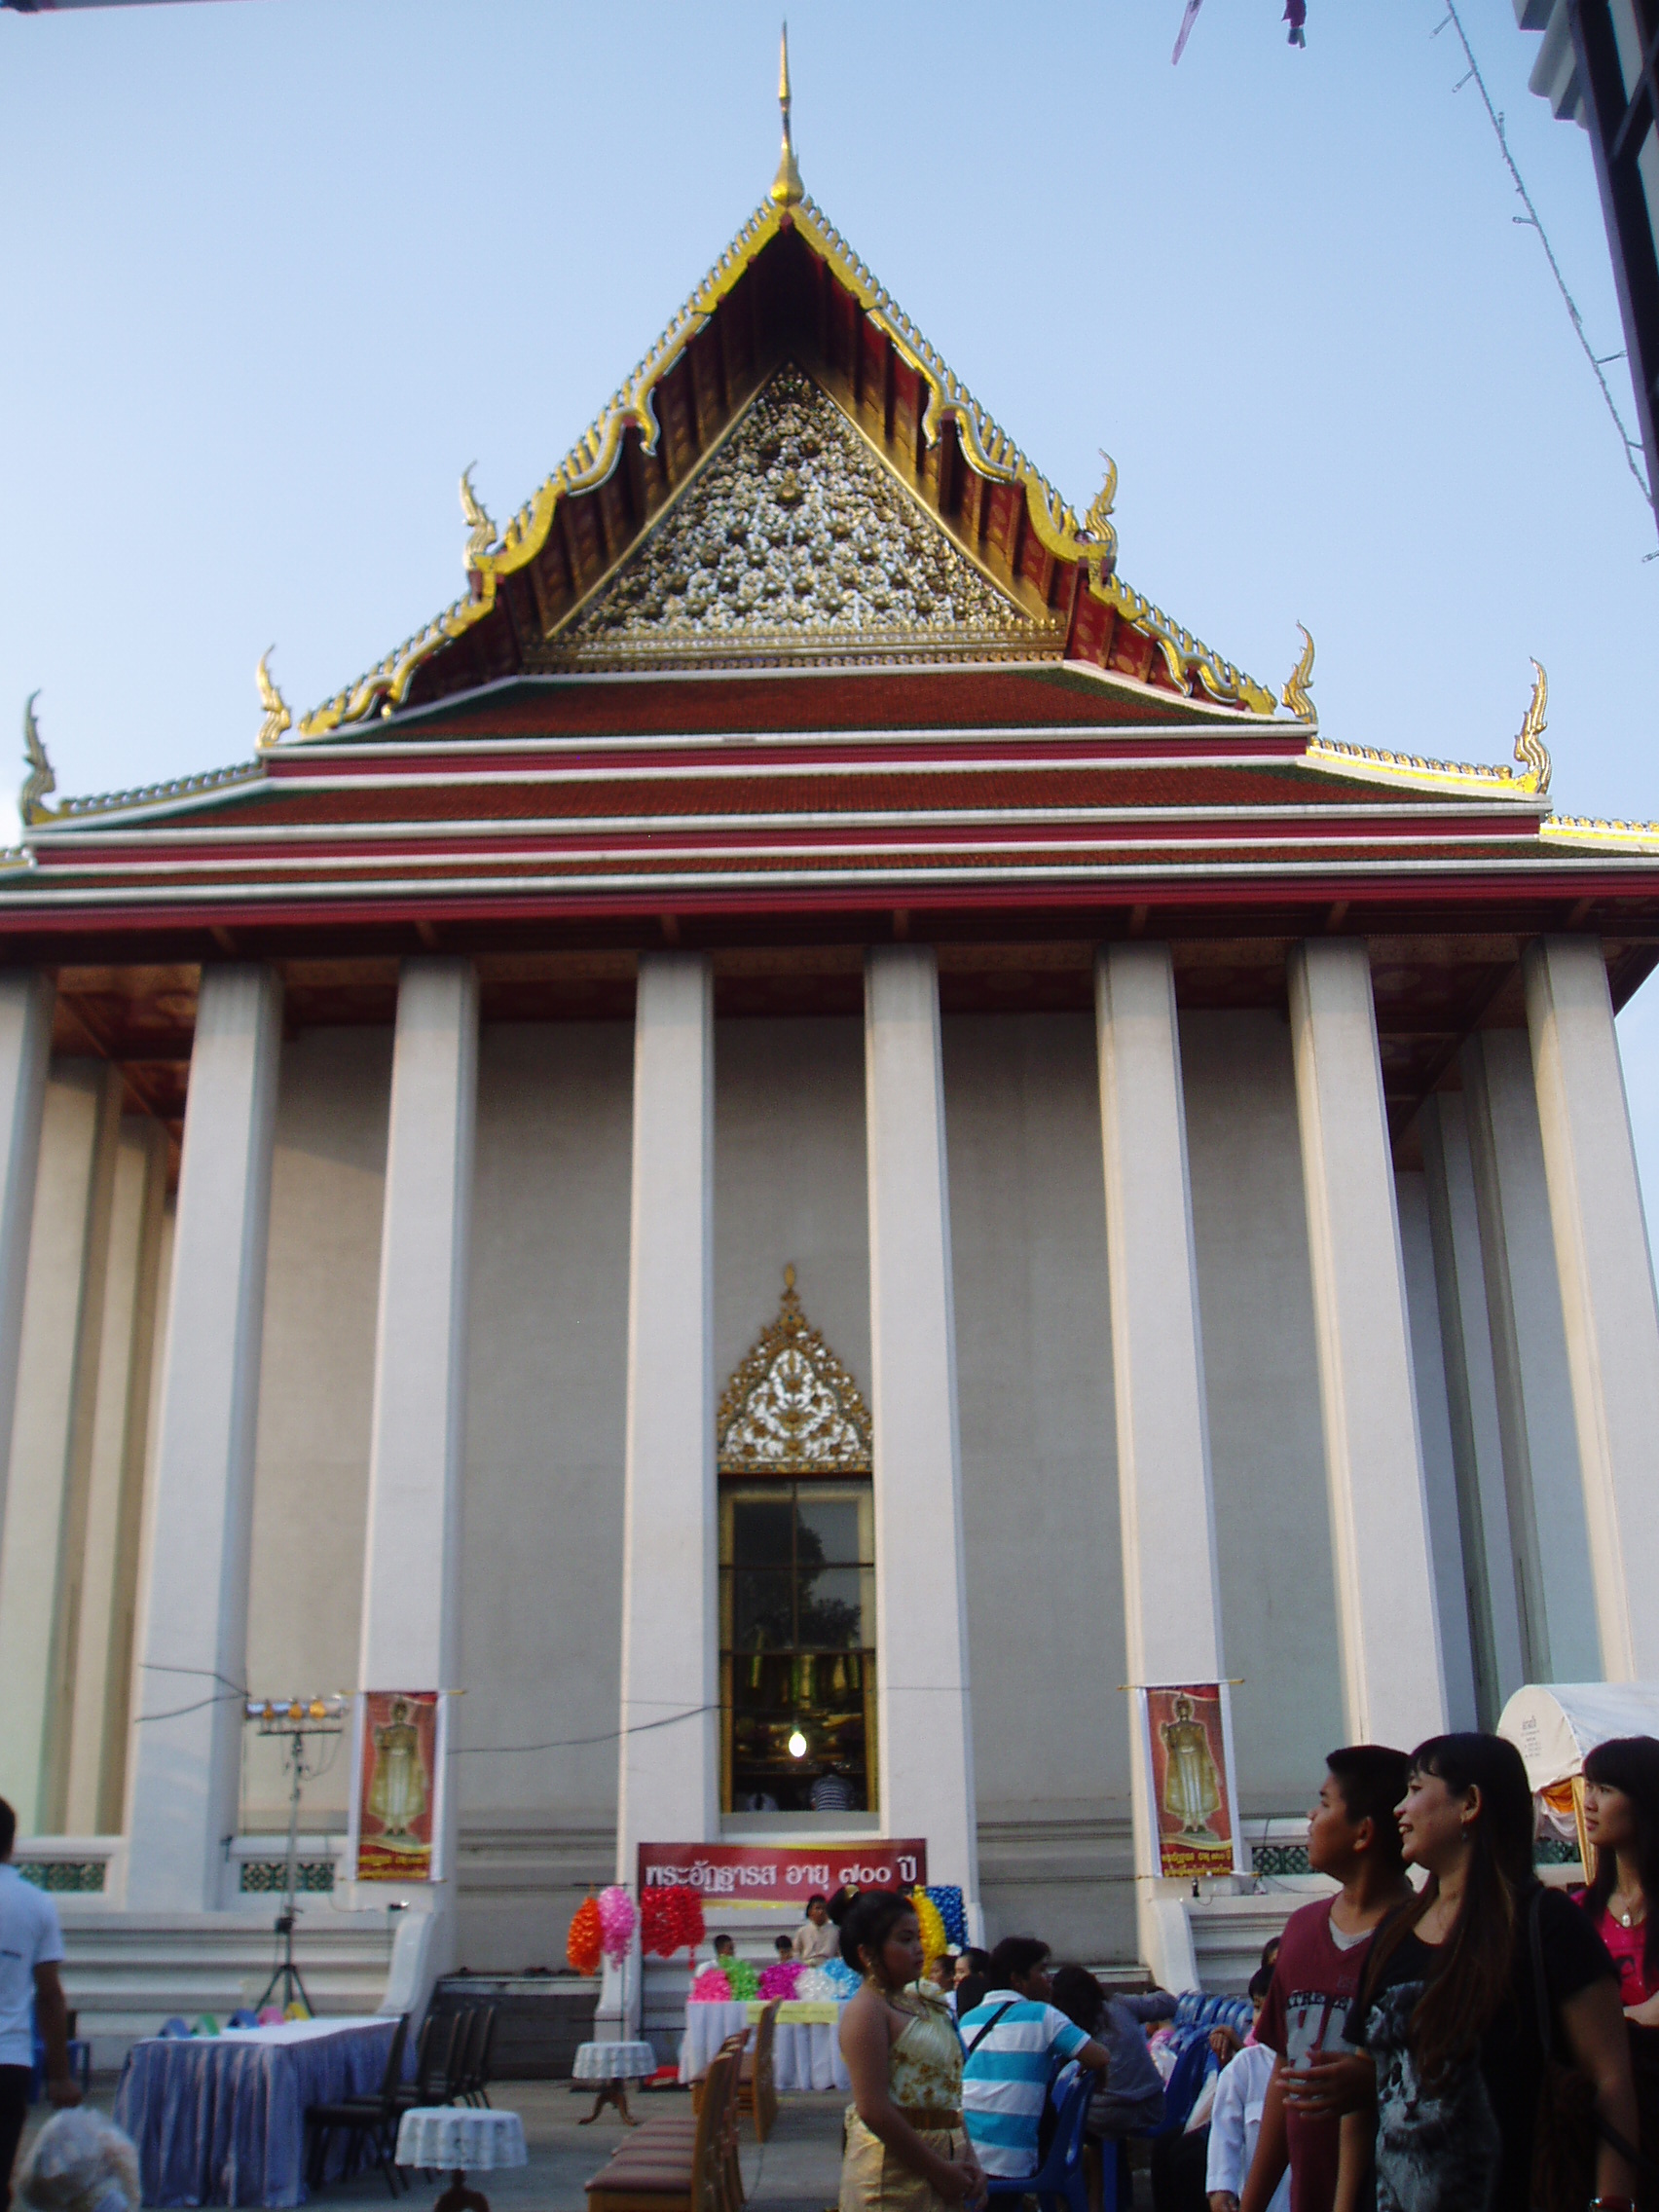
678 2003 850 2093
571 2041 658 2084
395 2109 527 2172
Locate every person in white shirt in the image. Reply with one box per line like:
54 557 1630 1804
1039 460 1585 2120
793 1894 839 1965
1 1796 81 2212
1206 1970 1289 2212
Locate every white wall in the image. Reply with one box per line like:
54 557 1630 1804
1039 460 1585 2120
244 1028 391 1826
943 1013 1129 1954
458 1021 633 1967
1180 1011 1344 1811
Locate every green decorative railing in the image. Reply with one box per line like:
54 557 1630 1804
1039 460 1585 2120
17 1861 106 1893
240 1861 336 1894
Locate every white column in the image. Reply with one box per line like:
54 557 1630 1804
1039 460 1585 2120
125 966 282 1912
1394 1171 1479 1731
615 955 717 1879
865 946 977 1911
1460 1030 1599 1680
0 1063 121 1832
1094 945 1225 1989
355 959 478 1952
1523 936 1659 1678
1419 1095 1526 1719
1287 940 1448 1747
0 972 52 1543
64 1119 167 1835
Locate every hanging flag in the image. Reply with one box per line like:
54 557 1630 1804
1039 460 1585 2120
1284 1 1308 45
1171 0 1204 63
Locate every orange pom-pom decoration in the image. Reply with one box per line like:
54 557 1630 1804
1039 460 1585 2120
567 1894 604 1976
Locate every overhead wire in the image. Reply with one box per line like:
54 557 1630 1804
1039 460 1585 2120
1432 3 1657 548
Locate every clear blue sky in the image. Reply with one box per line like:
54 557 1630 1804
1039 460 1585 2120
5 0 1659 1200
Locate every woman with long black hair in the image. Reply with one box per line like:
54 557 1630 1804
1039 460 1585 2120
1335 1732 1640 2212
1582 1736 1659 2020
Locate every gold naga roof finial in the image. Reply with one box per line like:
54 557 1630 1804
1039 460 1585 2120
1513 657 1551 796
461 465 498 568
769 22 804 208
20 691 55 825
1281 622 1316 722
1083 449 1119 573
255 650 291 751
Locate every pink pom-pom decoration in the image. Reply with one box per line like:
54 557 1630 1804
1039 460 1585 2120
689 1967 733 2003
757 1960 802 2001
598 1883 637 1963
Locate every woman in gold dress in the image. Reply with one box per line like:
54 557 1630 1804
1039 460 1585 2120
838 1893 986 2212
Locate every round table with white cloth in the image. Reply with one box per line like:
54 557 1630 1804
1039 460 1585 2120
394 2108 528 2173
571 2039 658 2126
678 2001 851 2094
571 2042 658 2084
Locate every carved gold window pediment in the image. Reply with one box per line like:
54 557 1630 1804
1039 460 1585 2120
717 1265 871 1478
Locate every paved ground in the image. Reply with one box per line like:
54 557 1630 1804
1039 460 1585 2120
20 2077 848 2212
29 2076 1153 2210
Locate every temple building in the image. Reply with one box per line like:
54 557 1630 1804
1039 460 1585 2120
5 57 1659 2056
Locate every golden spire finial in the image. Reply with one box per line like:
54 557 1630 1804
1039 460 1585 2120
20 691 55 825
1281 622 1316 722
1513 657 1551 796
769 22 803 208
461 464 497 568
255 650 290 751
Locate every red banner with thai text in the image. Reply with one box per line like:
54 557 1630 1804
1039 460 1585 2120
638 1838 927 1906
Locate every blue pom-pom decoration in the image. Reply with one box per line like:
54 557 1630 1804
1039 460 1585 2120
925 1885 967 1945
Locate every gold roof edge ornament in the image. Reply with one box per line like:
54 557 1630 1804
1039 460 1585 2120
20 692 55 826
255 651 291 751
1540 814 1659 851
1281 623 1315 723
769 23 804 210
1082 451 1118 576
1512 657 1551 798
461 465 498 570
717 1262 871 1477
295 167 1278 733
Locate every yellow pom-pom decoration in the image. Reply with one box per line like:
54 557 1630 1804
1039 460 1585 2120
912 1887 947 1969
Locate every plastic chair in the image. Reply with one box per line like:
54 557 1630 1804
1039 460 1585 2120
1149 2033 1220 2139
983 2071 1093 2212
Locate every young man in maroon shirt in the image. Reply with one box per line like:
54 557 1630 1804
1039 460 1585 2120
1238 1745 1414 2212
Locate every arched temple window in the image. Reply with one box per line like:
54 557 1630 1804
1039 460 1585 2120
717 1268 875 1815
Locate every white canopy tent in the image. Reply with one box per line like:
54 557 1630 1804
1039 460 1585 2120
1498 1683 1659 1793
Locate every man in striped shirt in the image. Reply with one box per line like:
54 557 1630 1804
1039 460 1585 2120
960 1938 1111 2179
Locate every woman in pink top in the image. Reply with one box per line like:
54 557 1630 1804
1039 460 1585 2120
1581 1735 1659 2017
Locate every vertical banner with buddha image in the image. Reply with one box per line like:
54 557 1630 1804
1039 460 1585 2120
349 1690 444 1882
1136 1681 1246 1880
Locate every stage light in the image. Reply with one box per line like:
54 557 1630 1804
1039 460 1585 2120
788 1729 807 1758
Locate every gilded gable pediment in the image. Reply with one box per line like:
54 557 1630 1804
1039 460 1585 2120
544 365 1051 671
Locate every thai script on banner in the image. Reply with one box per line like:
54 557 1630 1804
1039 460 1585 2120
638 1839 926 1903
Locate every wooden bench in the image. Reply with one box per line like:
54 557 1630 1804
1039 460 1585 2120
585 2040 745 2212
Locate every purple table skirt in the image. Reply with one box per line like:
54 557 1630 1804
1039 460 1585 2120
114 2017 402 2208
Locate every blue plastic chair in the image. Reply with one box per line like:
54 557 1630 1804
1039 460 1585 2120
983 2071 1094 2212
1149 2031 1221 2139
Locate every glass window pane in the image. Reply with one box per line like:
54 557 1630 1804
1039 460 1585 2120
732 1569 793 1650
796 1493 866 1565
798 1566 864 1648
729 1496 794 1567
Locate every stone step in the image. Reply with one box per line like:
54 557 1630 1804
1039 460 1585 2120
57 1912 397 2069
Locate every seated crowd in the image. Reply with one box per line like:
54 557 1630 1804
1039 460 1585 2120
833 1730 1659 2212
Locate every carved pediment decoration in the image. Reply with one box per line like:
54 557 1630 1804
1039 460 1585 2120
717 1264 872 1476
550 364 1048 669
